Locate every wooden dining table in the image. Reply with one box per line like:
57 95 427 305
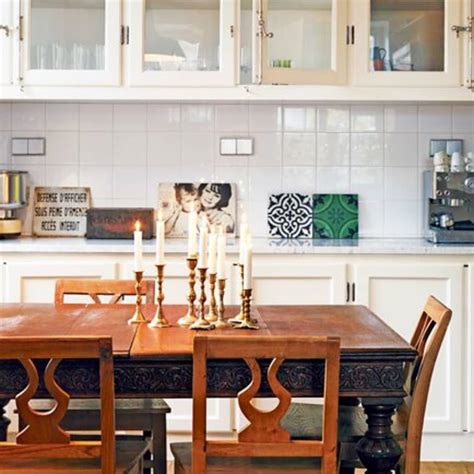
0 303 417 474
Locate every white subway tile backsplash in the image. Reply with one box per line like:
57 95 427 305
251 133 282 166
384 105 418 133
384 167 418 200
351 133 383 166
147 104 181 131
79 165 113 199
350 167 384 201
181 132 214 165
282 166 316 194
181 104 214 132
46 103 79 131
147 132 181 166
317 105 350 132
113 104 146 131
80 104 113 131
316 167 350 194
452 105 473 133
317 133 349 166
12 103 45 131
418 105 452 132
0 103 11 131
248 167 282 202
113 132 146 166
351 105 384 132
79 132 113 165
46 132 79 164
283 106 316 132
283 132 316 166
249 105 282 132
384 133 417 167
9 100 468 238
214 104 249 132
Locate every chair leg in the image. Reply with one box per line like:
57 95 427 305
153 414 167 474
339 468 355 474
143 430 152 474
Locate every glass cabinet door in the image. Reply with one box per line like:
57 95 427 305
21 0 121 86
256 0 347 85
353 0 462 86
0 0 15 85
128 0 235 86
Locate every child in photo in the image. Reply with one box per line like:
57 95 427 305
164 183 200 237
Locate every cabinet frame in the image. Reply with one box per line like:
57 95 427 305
351 0 463 87
19 0 122 86
127 0 236 86
255 0 348 85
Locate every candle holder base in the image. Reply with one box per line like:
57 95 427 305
214 318 231 329
229 312 245 325
206 307 218 322
128 307 149 325
190 317 215 331
178 310 197 327
234 318 259 330
150 309 170 328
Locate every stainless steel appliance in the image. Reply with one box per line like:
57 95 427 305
0 170 28 238
423 171 474 243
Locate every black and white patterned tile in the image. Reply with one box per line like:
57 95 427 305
267 193 313 238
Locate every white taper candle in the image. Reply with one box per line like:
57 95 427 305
134 220 144 272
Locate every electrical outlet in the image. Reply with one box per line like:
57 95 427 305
237 138 253 155
220 138 237 155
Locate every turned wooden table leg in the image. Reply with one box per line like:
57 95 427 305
356 398 403 474
0 399 11 441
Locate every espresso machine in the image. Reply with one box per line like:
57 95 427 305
424 171 474 243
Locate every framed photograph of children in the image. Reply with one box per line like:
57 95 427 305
158 183 237 238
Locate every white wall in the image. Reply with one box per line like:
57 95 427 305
0 101 472 238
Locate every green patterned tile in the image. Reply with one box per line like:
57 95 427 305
313 194 359 239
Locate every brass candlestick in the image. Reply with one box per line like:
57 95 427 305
214 278 230 329
229 263 245 325
190 268 214 330
206 273 218 322
178 257 198 327
128 271 149 325
235 288 259 330
150 264 170 328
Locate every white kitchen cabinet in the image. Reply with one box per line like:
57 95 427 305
127 0 236 86
351 0 464 87
251 0 348 85
19 0 121 86
354 263 464 433
4 261 117 302
0 0 17 85
246 262 348 305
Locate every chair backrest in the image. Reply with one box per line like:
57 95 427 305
55 278 155 304
0 336 115 474
403 296 452 474
192 335 341 474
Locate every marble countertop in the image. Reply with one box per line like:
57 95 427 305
2 237 474 255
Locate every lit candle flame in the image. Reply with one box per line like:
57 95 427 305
135 220 141 232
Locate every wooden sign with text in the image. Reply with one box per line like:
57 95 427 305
33 187 91 237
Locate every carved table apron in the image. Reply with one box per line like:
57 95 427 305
0 303 417 474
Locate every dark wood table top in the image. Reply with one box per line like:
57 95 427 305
0 304 415 359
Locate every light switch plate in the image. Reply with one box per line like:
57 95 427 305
28 138 45 155
220 138 237 155
11 138 28 155
237 138 253 155
446 139 463 156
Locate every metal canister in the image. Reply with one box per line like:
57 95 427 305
0 170 28 210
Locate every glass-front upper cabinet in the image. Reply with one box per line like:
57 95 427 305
128 0 236 86
252 0 347 85
352 0 462 86
0 0 16 85
20 0 121 86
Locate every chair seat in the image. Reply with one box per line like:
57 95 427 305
0 440 149 474
28 398 171 415
171 443 323 474
280 403 406 442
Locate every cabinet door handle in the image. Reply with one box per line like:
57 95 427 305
346 282 350 303
0 25 10 37
351 25 355 45
352 283 356 302
346 25 350 45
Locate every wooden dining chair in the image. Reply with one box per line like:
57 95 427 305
171 335 341 474
0 336 149 473
23 279 170 474
54 278 155 305
281 295 452 474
